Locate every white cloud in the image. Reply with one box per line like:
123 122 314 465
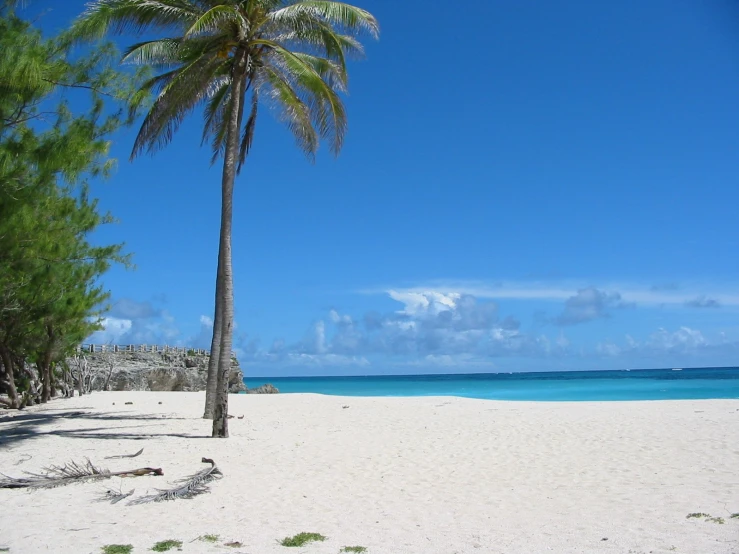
556 332 570 349
387 290 460 316
87 317 132 344
329 309 352 325
200 315 214 327
555 287 629 326
685 295 721 308
647 326 707 351
314 321 327 354
109 299 160 319
86 311 181 347
244 350 370 368
367 280 739 307
288 353 370 367
596 341 621 357
593 326 724 360
399 354 497 369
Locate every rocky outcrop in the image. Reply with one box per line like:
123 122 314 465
245 383 279 394
69 350 247 393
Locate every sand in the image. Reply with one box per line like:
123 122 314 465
0 392 737 554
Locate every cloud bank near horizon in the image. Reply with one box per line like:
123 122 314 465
87 279 739 372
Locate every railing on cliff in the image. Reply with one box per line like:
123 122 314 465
76 344 211 355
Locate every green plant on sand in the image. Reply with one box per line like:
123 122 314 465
730 513 739 519
341 547 367 553
280 532 327 547
151 540 182 552
686 513 711 519
706 517 725 524
197 534 219 543
102 546 133 554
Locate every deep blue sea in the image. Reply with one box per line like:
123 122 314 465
245 367 739 401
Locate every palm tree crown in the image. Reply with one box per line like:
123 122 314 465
74 0 379 166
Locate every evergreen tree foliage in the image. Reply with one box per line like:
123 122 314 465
0 3 146 408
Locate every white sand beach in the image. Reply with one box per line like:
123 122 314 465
0 392 737 554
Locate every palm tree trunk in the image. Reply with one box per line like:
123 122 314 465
212 49 249 438
202 255 223 419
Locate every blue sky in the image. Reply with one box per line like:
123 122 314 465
32 0 739 376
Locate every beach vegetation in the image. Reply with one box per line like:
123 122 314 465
686 513 711 519
150 539 182 552
730 513 739 519
101 546 133 554
70 0 378 437
706 516 725 524
341 547 367 553
0 3 145 409
280 532 327 547
197 534 219 543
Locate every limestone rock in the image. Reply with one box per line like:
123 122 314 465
68 350 246 393
245 383 279 394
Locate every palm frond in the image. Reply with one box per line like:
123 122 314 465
71 0 202 41
291 52 346 91
184 5 247 39
202 79 233 163
263 41 346 154
128 457 222 504
270 1 379 38
132 54 228 157
96 484 135 504
104 448 144 460
122 38 183 67
268 24 365 80
0 459 162 489
261 66 318 159
0 459 111 489
123 33 227 67
237 90 259 171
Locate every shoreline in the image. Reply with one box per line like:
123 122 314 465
1 392 737 553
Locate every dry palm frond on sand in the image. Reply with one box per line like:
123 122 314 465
129 458 222 504
0 459 162 489
104 448 144 460
97 484 135 504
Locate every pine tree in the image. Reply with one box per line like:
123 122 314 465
0 5 145 408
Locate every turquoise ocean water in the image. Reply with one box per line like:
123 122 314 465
245 367 739 401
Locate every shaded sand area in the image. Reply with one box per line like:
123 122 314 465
0 392 737 554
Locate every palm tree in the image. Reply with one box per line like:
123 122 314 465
72 0 378 437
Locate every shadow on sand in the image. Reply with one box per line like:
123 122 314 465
0 406 208 449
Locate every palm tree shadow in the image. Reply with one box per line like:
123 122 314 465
0 409 209 449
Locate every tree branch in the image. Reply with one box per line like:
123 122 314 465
42 79 117 98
